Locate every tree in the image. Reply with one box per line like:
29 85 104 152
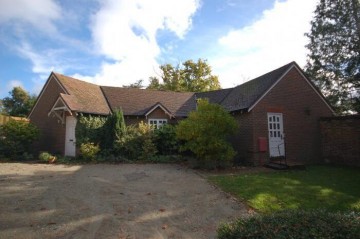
305 0 360 114
148 59 221 92
101 109 127 150
0 99 4 114
123 79 144 89
2 87 37 117
176 99 237 168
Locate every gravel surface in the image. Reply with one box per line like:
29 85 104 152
0 163 250 239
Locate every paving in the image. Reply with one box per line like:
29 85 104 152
0 163 249 239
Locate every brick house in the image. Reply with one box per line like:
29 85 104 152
29 61 334 164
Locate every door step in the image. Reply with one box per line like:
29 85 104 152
264 162 289 170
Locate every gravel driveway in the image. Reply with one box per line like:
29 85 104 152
0 163 249 239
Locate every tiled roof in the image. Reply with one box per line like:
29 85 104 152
50 61 303 116
195 88 233 105
53 73 111 115
220 62 295 111
101 87 196 117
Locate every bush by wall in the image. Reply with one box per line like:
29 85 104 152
101 109 126 151
80 143 100 161
217 210 360 239
176 99 237 168
154 124 179 155
116 121 157 160
75 114 106 146
0 120 39 159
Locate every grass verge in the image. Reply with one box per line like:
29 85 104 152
209 165 360 213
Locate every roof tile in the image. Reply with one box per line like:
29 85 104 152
54 73 111 115
101 87 196 117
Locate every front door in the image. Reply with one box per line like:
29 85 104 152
267 113 285 157
65 116 77 157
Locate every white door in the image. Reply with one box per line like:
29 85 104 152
267 113 285 157
65 116 77 157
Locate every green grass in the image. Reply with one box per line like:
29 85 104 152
209 165 360 213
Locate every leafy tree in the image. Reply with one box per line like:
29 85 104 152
148 59 221 92
305 0 360 113
0 99 4 114
176 99 237 168
2 87 37 117
123 79 144 89
0 120 40 159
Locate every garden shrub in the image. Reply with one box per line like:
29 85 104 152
80 143 100 161
0 120 39 159
39 151 56 163
101 109 126 151
75 114 106 146
116 121 157 160
176 99 237 169
153 124 179 155
147 155 182 163
217 210 360 239
137 121 157 160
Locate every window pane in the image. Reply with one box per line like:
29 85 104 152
269 117 272 122
270 124 272 129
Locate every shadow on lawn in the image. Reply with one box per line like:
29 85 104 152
210 165 360 213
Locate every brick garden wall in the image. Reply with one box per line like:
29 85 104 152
320 115 360 166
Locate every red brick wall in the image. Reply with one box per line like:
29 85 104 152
233 67 334 165
231 112 255 164
29 76 67 155
320 115 360 166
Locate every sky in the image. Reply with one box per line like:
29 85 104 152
0 0 318 98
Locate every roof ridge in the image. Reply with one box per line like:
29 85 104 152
53 72 99 87
101 85 196 95
238 61 295 88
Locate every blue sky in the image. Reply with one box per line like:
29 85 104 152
0 0 317 98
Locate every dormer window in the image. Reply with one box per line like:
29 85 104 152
148 119 167 129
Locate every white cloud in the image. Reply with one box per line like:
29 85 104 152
1 80 24 96
87 0 200 87
16 42 65 78
0 0 61 33
210 0 318 88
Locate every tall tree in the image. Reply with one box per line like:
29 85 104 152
148 59 221 92
305 0 360 114
2 87 37 117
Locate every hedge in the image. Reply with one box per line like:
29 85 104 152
217 210 360 239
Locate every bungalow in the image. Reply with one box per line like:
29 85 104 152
29 61 334 165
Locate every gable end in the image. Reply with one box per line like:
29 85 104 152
28 72 68 118
145 103 174 119
248 64 334 114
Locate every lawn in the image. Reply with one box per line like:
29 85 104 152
209 165 360 213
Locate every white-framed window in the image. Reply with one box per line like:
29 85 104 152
148 119 167 129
